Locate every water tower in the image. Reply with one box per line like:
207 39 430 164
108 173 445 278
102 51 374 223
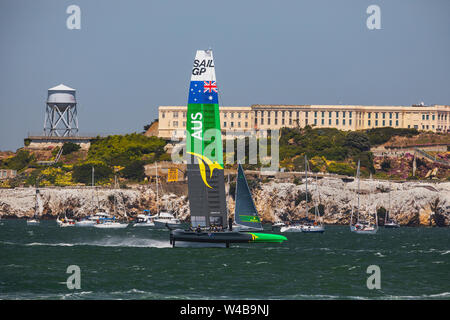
43 84 79 136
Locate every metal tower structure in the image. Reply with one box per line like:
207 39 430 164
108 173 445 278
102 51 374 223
44 84 79 137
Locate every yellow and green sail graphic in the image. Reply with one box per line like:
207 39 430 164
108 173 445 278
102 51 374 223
186 50 227 228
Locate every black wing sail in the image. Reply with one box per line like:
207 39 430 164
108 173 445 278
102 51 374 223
234 163 263 230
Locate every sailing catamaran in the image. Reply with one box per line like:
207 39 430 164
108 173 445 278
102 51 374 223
27 188 42 226
350 160 378 234
384 182 400 228
169 49 287 247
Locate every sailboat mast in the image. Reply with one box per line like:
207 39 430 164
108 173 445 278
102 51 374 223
305 155 308 215
357 160 360 223
155 162 159 214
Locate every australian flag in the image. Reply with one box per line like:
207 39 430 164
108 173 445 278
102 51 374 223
188 81 218 104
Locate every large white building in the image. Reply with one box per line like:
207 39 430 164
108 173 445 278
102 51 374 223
157 104 450 139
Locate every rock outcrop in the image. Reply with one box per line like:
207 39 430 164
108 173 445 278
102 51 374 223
0 179 449 226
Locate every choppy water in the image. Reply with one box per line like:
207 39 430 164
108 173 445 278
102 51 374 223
0 220 449 300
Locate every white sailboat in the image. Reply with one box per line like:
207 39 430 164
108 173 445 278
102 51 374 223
384 182 400 228
152 163 182 229
27 188 42 226
94 183 128 229
134 163 160 227
301 173 325 233
76 166 110 227
350 160 378 234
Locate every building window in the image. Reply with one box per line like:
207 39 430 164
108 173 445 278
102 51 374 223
224 112 227 118
162 112 165 118
261 118 264 125
321 111 325 117
382 112 385 119
275 119 278 125
231 122 234 127
268 118 271 125
343 111 346 118
336 119 339 125
224 122 227 127
422 114 425 120
173 112 178 118
426 114 429 120
321 119 324 125
289 119 292 125
349 119 352 125
231 113 234 118
238 122 241 128
282 119 285 125
314 111 318 118
296 111 300 118
329 112 332 118
382 120 385 126
432 114 435 121
375 120 378 126
245 122 248 128
305 111 308 118
368 112 371 119
314 119 317 125
238 113 241 119
183 121 186 127
395 120 399 126
183 112 186 118
329 119 331 125
396 112 399 119
389 120 392 126
389 112 392 119
349 111 352 118
343 119 346 125
335 111 339 118
173 121 178 127
305 119 308 125
368 120 371 126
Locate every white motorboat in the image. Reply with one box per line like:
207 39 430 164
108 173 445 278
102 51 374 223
133 213 156 227
75 212 110 227
271 221 286 231
280 224 303 232
153 211 182 229
93 220 128 229
301 224 325 233
26 219 40 226
57 216 76 227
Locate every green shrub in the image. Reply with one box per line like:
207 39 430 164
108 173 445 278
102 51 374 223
73 162 113 185
327 162 355 176
121 160 145 181
62 142 81 155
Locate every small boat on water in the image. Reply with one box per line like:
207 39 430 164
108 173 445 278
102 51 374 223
93 191 128 229
154 211 182 229
133 211 156 227
27 188 42 226
384 182 400 228
280 155 324 233
271 221 286 232
57 213 76 227
350 160 378 234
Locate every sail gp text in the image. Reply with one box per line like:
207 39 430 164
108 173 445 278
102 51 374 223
179 303 269 318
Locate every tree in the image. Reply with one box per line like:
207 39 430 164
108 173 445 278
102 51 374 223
62 142 81 155
72 162 113 185
121 160 145 181
344 131 371 152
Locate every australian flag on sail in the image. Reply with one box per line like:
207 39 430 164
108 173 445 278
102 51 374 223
188 81 218 104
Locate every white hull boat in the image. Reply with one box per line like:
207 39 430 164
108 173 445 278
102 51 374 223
93 222 128 229
301 224 325 233
280 225 303 232
27 219 40 226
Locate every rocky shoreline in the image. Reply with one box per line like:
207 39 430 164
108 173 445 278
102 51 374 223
0 178 449 226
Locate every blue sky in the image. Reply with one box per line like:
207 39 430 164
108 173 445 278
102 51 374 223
1 0 449 151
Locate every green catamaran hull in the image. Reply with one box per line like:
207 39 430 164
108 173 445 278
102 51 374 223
171 229 287 247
